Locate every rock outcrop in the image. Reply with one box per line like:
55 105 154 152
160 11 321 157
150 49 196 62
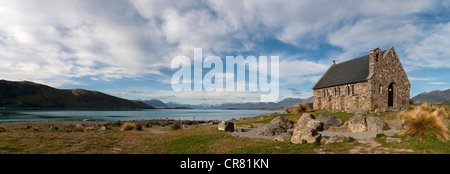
296 113 323 131
218 121 234 132
291 127 321 144
316 114 342 130
270 116 294 129
347 115 367 132
258 124 286 136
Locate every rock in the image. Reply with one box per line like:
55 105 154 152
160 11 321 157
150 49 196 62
291 127 321 144
386 137 402 143
218 121 234 132
251 123 266 128
270 116 294 129
330 126 349 132
354 109 369 116
347 115 367 132
258 124 286 136
234 127 245 132
343 121 349 126
366 117 388 133
99 126 108 131
274 132 292 141
316 114 342 130
374 108 387 113
385 119 403 130
296 113 323 131
320 135 348 145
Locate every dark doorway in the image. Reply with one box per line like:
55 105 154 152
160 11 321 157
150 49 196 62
388 83 394 107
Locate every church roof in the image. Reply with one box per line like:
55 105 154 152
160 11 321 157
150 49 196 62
312 50 387 89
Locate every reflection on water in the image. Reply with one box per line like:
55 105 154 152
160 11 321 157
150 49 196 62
0 109 279 122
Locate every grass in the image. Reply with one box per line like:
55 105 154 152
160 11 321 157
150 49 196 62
399 103 449 142
120 123 136 131
0 104 449 154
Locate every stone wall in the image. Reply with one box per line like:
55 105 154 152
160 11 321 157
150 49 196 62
313 81 371 112
368 47 410 110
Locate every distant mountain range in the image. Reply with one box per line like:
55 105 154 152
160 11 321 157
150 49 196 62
0 80 153 109
411 89 450 103
140 97 313 109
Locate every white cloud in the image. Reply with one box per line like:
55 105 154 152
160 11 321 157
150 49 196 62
430 82 448 85
0 0 447 91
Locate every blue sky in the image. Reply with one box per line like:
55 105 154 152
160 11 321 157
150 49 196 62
0 0 449 104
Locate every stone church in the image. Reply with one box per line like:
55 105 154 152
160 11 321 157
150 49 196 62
312 47 410 112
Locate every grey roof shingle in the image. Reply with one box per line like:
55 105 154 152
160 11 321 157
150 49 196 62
312 51 386 89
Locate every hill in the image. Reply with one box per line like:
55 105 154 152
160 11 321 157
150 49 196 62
412 89 450 103
0 80 154 109
140 99 168 107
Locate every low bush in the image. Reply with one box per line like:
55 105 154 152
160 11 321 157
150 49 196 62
292 103 313 114
0 126 6 133
74 124 84 132
84 127 96 132
399 103 449 142
50 126 59 132
121 123 136 131
135 124 143 131
171 124 181 131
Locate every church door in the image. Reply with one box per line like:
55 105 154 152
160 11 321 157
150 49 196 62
388 83 394 107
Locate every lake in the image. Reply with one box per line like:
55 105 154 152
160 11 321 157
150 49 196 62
0 109 280 123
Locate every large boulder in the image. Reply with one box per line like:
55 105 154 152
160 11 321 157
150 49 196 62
320 135 348 145
218 121 234 132
291 127 321 144
258 124 286 136
366 117 388 133
270 116 294 129
385 119 403 130
274 132 292 142
296 113 323 131
316 114 343 130
347 115 367 132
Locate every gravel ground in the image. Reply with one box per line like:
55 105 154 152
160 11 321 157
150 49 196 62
227 124 402 141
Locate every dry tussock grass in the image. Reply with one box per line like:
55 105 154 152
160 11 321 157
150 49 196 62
121 123 136 131
286 102 313 114
399 103 449 142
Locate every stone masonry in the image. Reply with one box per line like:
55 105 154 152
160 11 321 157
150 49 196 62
312 47 410 112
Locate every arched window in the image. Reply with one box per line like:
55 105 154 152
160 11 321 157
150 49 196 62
334 88 337 97
379 85 383 95
323 89 326 98
338 87 340 96
351 85 355 95
347 86 350 96
375 53 380 62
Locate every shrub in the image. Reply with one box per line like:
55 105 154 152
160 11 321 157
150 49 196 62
74 124 85 132
121 123 136 131
135 124 143 131
293 103 312 114
84 127 96 132
171 124 181 131
371 102 380 110
0 126 6 133
400 103 449 142
50 126 59 132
